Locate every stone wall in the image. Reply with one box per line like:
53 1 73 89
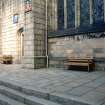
1 0 24 62
23 0 47 69
22 11 35 68
0 18 2 54
0 0 47 69
33 0 47 69
0 1 2 54
48 33 105 70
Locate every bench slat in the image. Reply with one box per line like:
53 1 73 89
65 63 89 65
65 58 95 72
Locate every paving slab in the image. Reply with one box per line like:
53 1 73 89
67 86 94 96
81 91 105 105
0 64 105 105
102 102 105 105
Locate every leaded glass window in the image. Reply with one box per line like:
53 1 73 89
67 0 75 28
80 0 90 26
93 0 104 24
57 0 64 30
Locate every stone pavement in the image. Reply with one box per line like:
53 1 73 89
0 64 105 105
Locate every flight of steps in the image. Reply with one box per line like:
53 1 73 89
0 80 90 105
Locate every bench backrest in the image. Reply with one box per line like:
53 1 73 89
67 58 94 63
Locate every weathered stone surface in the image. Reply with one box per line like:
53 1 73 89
0 64 105 105
48 35 105 69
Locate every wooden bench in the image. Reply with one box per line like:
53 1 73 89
65 58 95 72
0 55 3 63
0 55 13 64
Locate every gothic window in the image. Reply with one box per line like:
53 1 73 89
57 0 64 30
93 0 104 24
67 0 75 28
80 0 90 26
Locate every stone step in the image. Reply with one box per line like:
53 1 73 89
0 80 49 99
0 94 26 105
0 86 61 105
0 80 91 105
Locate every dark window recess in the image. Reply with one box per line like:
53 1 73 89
67 0 75 28
57 0 64 30
80 0 90 26
93 0 104 24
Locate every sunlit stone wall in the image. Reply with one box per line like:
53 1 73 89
0 0 46 69
0 18 2 55
0 1 2 54
1 0 24 62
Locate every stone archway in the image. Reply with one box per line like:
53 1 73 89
17 28 24 64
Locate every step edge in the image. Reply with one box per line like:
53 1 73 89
0 80 50 99
0 86 61 105
0 80 94 105
0 94 26 105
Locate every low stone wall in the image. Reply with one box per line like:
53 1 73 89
49 57 67 69
48 33 105 70
94 58 105 71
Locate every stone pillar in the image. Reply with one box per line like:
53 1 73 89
64 0 67 29
89 0 93 24
23 0 47 69
23 12 35 68
47 0 52 31
52 0 57 31
47 0 57 31
51 0 58 31
54 0 58 30
75 0 80 28
33 0 46 69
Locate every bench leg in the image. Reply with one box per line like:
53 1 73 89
88 65 90 72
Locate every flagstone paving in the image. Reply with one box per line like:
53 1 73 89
0 64 105 105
